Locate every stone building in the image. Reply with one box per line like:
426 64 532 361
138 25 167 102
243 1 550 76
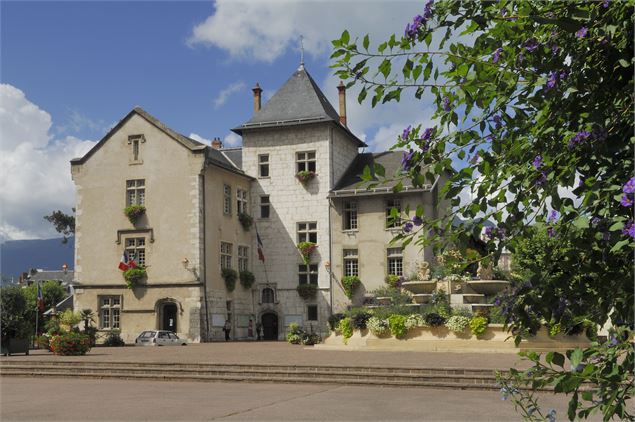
70 65 447 343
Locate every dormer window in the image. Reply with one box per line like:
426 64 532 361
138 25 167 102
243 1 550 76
128 135 145 164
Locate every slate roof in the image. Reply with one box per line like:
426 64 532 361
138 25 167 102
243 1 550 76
221 148 243 170
232 67 366 147
28 270 74 285
331 152 437 196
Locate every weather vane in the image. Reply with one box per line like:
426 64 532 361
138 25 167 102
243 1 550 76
299 35 305 70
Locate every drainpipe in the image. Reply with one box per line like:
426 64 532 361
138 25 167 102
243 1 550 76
200 172 210 341
328 126 334 316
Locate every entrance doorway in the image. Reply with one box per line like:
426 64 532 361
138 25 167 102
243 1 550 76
261 313 278 341
161 303 177 332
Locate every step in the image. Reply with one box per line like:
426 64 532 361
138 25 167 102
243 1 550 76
412 294 432 304
375 297 393 306
401 281 436 294
462 294 486 304
471 304 494 312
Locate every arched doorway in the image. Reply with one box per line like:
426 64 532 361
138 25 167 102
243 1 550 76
261 312 278 341
160 303 178 332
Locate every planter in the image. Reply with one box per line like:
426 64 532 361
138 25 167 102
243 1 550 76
297 284 317 300
296 171 316 184
123 266 146 289
297 242 317 265
123 205 146 225
1 338 29 356
238 213 253 230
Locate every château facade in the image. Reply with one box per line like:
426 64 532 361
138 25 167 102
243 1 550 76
71 65 448 343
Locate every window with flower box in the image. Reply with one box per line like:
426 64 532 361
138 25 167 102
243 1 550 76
297 222 317 243
298 264 318 285
220 242 232 269
343 249 359 277
126 179 145 206
99 296 121 330
296 151 316 173
387 247 403 276
125 238 146 266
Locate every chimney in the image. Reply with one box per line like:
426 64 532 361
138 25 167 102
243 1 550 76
337 81 347 126
211 137 223 149
252 82 262 113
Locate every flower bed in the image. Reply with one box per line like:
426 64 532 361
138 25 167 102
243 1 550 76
49 332 92 356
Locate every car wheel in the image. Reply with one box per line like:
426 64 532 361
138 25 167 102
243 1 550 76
181 343 187 346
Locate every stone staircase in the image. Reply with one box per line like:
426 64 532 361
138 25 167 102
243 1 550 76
0 360 505 390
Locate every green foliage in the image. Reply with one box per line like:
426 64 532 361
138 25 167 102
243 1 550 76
286 323 321 346
239 270 255 289
346 308 371 329
367 316 389 336
404 313 425 330
296 170 317 184
58 309 82 331
445 315 470 334
103 330 125 347
328 313 345 331
341 275 361 299
80 309 95 331
24 280 67 318
0 286 32 339
424 312 446 327
371 286 413 306
123 266 146 289
123 205 146 224
332 1 634 418
238 212 253 230
296 283 317 300
384 274 400 287
43 209 75 242
49 332 91 355
221 268 238 292
338 317 353 343
469 316 489 337
388 314 408 339
297 242 317 265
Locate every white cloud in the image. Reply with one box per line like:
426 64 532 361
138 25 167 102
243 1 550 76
213 81 246 109
0 84 96 241
189 133 212 146
223 132 241 147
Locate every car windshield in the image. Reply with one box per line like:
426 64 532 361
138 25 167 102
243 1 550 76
168 333 178 339
140 331 155 338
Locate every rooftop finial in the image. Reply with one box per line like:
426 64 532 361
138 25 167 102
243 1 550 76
298 35 305 71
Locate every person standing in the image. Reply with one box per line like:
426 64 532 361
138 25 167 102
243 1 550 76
247 318 254 339
223 319 231 341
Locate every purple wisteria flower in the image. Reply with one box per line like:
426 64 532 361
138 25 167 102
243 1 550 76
442 96 451 112
622 220 635 238
524 38 539 52
412 216 423 226
498 228 507 239
423 0 434 19
591 217 602 226
405 1 434 40
535 170 548 187
576 27 588 38
403 222 414 233
547 227 556 238
623 176 635 194
559 70 569 80
470 152 480 164
484 226 494 239
551 44 560 55
548 210 559 223
493 114 503 129
492 47 503 63
421 127 435 140
532 155 543 169
401 149 415 171
402 125 412 140
568 130 591 149
620 194 633 207
545 71 558 90
603 0 610 8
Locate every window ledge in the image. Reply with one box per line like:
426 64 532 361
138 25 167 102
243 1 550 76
342 229 359 234
128 160 144 166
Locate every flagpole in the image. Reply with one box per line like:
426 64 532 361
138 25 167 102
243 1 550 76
255 223 270 285
34 283 39 348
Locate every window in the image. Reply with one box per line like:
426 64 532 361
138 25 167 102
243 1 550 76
385 199 402 228
298 264 318 285
238 246 248 271
387 247 403 276
307 305 318 321
343 201 358 230
125 238 146 266
297 222 317 243
223 184 232 215
128 134 145 162
237 189 248 214
258 154 269 178
99 296 121 330
343 249 359 277
260 196 270 218
220 242 232 269
126 179 145 206
262 288 274 304
296 151 316 173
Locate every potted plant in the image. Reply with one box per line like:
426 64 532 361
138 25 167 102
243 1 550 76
296 170 317 184
239 270 255 289
123 266 146 289
341 275 361 299
296 284 317 300
384 274 401 288
123 205 146 225
238 212 253 230
221 268 238 292
297 242 317 265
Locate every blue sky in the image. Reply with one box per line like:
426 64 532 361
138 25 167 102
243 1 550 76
1 1 433 240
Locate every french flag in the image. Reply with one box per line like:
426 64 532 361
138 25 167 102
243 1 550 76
256 231 265 262
118 251 136 271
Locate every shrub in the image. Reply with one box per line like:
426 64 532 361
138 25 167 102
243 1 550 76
367 316 389 336
103 330 125 347
59 309 82 331
301 333 321 345
384 274 400 287
351 311 371 330
123 205 146 224
238 212 253 230
328 313 345 331
338 317 353 343
286 333 302 344
404 314 425 330
286 322 304 344
296 170 316 184
388 315 408 339
371 286 412 306
445 315 470 334
49 332 91 355
488 306 506 324
239 270 255 289
341 276 361 299
452 307 474 318
221 268 238 292
36 335 51 351
492 266 510 281
297 242 317 265
425 312 446 327
123 266 146 289
469 316 489 337
296 284 317 300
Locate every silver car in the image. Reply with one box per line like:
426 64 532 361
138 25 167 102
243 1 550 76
134 330 188 346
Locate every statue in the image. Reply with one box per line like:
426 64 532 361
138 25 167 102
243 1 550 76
417 261 431 281
477 261 493 280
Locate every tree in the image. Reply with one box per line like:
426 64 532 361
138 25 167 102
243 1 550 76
23 281 67 331
0 286 32 339
332 1 633 420
43 209 75 243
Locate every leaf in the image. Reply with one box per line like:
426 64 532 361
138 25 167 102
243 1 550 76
610 239 630 253
552 352 565 368
363 34 369 51
568 392 579 421
341 30 350 45
570 348 583 368
573 216 589 229
374 163 385 177
618 59 630 67
379 59 392 79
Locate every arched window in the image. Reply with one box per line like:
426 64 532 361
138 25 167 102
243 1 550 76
262 288 274 304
